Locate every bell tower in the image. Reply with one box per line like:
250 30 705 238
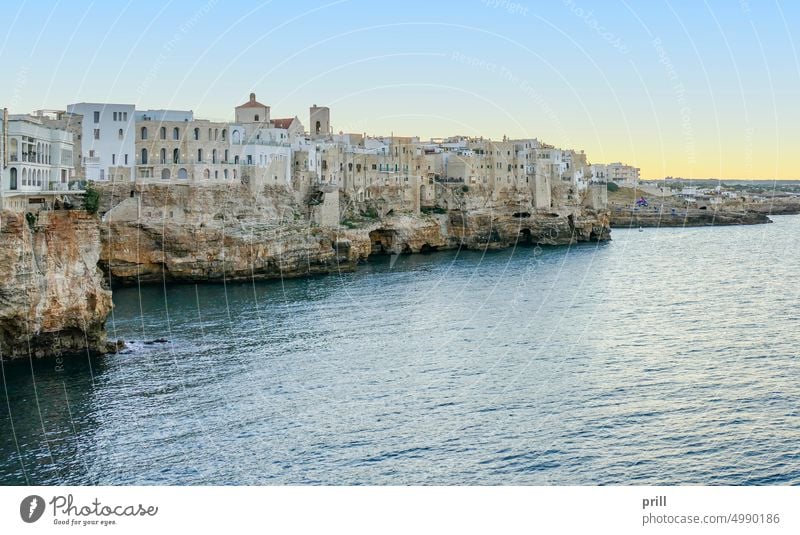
309 104 330 139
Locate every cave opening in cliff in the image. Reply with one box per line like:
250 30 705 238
369 229 395 255
512 212 531 218
518 228 533 245
420 243 438 253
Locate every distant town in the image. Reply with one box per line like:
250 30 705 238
0 94 644 219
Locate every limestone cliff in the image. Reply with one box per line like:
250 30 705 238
99 183 366 285
97 182 610 286
0 210 114 359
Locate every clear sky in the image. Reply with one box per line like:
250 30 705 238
1 0 798 179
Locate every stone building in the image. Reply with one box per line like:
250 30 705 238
134 115 237 184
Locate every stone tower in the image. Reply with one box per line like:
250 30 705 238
309 105 330 139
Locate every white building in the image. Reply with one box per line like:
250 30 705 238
66 102 135 181
1 114 76 212
606 161 640 186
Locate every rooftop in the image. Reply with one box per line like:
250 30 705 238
237 92 268 109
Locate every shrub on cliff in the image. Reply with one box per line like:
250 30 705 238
83 183 100 214
606 182 619 192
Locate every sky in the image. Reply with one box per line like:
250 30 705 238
1 0 798 180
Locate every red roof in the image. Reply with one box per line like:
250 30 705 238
272 117 295 129
237 92 268 109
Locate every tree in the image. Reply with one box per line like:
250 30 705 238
83 183 100 214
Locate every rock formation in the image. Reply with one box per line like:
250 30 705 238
0 210 114 359
97 182 610 285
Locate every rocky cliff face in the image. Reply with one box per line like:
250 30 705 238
97 182 610 286
99 183 367 285
362 209 609 255
0 210 114 359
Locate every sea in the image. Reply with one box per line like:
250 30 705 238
2 216 799 485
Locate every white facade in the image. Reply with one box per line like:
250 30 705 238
606 161 640 185
66 102 135 181
1 115 75 211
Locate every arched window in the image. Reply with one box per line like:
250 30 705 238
232 130 240 144
141 127 148 140
160 126 166 140
161 168 170 180
197 149 203 162
212 149 217 163
193 128 199 140
9 168 17 190
203 169 210 180
224 149 229 162
221 129 226 141
178 168 188 179
21 168 27 186
208 128 212 140
224 169 229 179
160 148 166 164
118 128 124 139
254 115 259 122
315 121 321 135
141 148 148 164
348 163 353 171
214 170 218 179
214 128 218 140
234 155 239 164
173 148 180 164
173 127 179 140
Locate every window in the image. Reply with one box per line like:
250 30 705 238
124 154 128 165
212 149 217 163
194 128 199 140
254 114 259 122
224 149 228 162
141 127 148 140
160 127 166 140
221 129 226 141
173 148 180 163
89 150 95 157
173 127 179 140
94 129 100 140
123 112 128 121
141 148 148 164
372 164 377 170
118 128 123 139
160 148 166 164
197 149 203 162
93 111 100 123
113 112 117 121
112 154 116 164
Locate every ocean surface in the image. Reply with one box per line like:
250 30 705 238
2 216 799 485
